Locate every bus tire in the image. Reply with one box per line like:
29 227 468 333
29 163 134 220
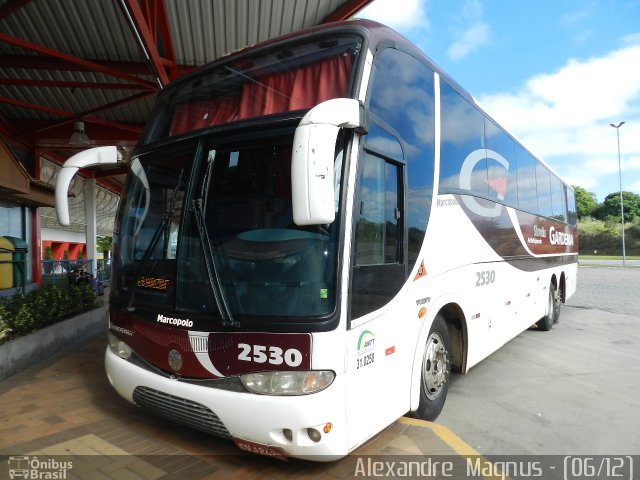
552 284 562 323
537 283 559 331
413 314 451 421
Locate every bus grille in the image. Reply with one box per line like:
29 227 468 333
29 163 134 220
132 386 232 439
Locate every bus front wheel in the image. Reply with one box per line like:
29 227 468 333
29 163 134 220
413 314 451 421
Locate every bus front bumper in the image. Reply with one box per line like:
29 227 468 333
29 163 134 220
104 347 348 461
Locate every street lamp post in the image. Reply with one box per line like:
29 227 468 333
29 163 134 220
609 121 626 267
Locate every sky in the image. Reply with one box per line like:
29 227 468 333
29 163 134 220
356 0 640 202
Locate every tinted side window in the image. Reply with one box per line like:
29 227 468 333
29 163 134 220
364 123 404 161
355 153 401 265
515 145 538 214
440 82 485 195
566 187 578 225
368 48 435 269
484 119 517 206
536 161 553 217
551 175 566 222
351 152 404 318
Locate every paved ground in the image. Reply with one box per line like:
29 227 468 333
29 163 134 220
2 265 638 478
568 265 640 316
0 336 475 479
438 266 640 455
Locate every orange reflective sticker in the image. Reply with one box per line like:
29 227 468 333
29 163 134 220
413 260 427 281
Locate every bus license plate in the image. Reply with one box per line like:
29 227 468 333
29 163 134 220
233 438 288 460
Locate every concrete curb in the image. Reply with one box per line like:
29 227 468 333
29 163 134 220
0 304 108 382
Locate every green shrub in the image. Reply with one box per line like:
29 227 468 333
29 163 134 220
578 218 640 256
0 283 100 345
0 303 11 342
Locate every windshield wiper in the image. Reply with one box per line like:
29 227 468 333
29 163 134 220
192 197 238 327
126 170 184 312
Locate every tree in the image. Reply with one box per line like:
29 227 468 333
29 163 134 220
63 249 71 272
573 186 599 219
96 236 112 274
96 236 112 257
593 191 640 223
43 245 53 274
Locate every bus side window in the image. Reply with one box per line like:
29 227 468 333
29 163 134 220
351 152 405 318
367 47 435 273
355 153 401 265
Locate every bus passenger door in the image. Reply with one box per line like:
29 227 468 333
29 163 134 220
346 151 409 449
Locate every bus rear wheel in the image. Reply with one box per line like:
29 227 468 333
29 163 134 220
413 314 451 421
537 283 560 331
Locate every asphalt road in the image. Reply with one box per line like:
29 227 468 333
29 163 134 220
567 265 640 316
437 266 640 455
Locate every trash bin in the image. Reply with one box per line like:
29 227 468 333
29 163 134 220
4 236 28 288
0 237 14 289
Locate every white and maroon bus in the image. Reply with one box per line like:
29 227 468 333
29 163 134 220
56 20 578 460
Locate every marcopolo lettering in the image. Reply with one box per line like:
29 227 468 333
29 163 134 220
157 313 194 328
110 324 133 336
549 226 574 246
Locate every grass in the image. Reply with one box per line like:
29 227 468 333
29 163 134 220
579 255 640 260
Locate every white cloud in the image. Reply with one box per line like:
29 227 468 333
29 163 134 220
447 22 490 60
622 32 640 46
356 0 429 30
446 0 491 60
629 178 640 193
478 39 640 199
560 3 595 26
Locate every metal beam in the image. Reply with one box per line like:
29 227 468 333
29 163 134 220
0 0 32 21
0 32 158 90
120 0 172 87
322 0 374 23
0 95 69 118
9 119 142 140
154 0 178 80
0 78 149 91
0 54 195 76
80 92 152 123
0 95 144 135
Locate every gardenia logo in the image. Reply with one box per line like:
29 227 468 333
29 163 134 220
157 314 193 328
549 226 574 246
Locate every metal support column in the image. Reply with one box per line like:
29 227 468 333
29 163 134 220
85 176 97 274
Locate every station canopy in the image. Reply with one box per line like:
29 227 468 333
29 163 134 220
0 0 373 207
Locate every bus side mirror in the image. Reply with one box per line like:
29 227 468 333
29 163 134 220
55 146 121 225
292 98 367 225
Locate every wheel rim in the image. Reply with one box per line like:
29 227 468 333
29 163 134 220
422 332 448 400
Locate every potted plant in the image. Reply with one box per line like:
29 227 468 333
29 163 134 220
43 245 53 275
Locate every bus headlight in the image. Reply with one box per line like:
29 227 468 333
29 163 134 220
108 331 133 360
240 371 335 395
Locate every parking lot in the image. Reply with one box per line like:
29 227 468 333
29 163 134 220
1 266 639 478
438 266 640 454
569 264 640 316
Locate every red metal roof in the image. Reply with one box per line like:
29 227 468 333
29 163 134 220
0 0 373 194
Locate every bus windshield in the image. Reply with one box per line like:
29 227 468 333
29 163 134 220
112 131 342 322
140 34 362 145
